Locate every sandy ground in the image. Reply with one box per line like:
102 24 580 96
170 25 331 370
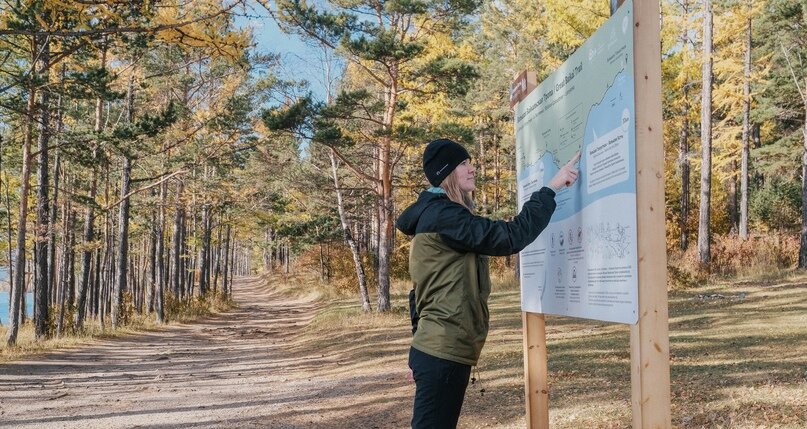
0 277 413 428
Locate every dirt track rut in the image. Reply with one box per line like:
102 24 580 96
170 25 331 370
0 277 412 428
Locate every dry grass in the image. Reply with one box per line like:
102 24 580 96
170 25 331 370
0 294 235 364
668 234 800 289
3 270 803 427
284 270 807 428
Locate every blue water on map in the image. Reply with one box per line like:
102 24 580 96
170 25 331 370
580 71 636 202
536 69 636 222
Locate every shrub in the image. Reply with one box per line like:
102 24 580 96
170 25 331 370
164 291 233 323
45 302 76 335
750 179 801 231
293 242 381 299
711 232 798 276
669 232 799 286
666 252 708 290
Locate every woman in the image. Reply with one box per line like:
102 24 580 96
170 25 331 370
396 138 580 428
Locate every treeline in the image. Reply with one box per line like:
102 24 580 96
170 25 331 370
0 1 262 346
662 0 806 264
259 0 807 310
2 0 806 334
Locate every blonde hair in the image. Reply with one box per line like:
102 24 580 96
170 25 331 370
441 169 475 212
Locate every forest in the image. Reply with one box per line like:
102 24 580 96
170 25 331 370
0 0 805 349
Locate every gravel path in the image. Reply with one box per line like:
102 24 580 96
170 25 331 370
0 277 412 428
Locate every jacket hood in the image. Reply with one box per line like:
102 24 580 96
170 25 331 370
396 191 446 236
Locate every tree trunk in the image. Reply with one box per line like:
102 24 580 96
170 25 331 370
0 135 4 326
104 186 111 319
479 133 488 212
86 244 96 320
186 215 194 298
679 86 691 250
148 202 157 311
140 239 148 312
57 181 71 335
171 181 184 297
199 204 211 296
20 265 29 326
229 233 236 294
75 44 106 331
155 182 166 322
2 136 13 321
698 0 713 265
223 224 231 297
729 160 738 232
112 155 132 328
6 36 38 346
679 0 691 250
49 153 60 307
212 224 222 294
283 243 289 274
494 135 501 213
66 222 75 313
100 172 113 325
112 76 135 329
267 229 274 270
49 66 65 308
739 3 752 240
179 207 187 299
376 185 392 312
132 241 140 312
319 239 325 282
375 67 399 313
34 38 51 339
57 209 73 337
799 78 807 269
94 247 103 329
328 150 370 311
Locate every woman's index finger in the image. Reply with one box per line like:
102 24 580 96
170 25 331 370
568 151 581 166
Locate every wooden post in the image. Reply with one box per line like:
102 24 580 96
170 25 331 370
522 312 549 428
630 0 672 427
511 71 549 429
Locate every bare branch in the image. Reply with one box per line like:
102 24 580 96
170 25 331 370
779 41 807 105
104 169 187 210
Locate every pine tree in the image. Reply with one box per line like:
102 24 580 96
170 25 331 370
263 0 480 311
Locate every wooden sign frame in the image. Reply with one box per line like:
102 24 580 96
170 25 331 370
517 1 671 427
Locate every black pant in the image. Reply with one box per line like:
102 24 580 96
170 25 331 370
409 346 472 429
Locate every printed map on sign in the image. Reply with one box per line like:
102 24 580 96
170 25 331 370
515 0 638 324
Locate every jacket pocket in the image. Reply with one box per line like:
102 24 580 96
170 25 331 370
408 288 419 335
477 255 491 300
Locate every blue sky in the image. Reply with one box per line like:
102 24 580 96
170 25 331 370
236 7 334 102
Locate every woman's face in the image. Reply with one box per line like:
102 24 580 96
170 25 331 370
454 159 476 193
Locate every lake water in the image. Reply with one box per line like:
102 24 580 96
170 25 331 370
0 266 31 325
0 291 34 325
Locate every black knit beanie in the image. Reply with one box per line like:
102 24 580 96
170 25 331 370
422 138 471 186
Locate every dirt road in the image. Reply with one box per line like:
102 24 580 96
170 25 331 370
0 278 412 428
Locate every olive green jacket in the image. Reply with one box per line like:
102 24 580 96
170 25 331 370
409 233 491 365
396 187 556 366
